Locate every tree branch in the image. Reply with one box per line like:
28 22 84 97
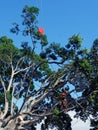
14 64 34 75
0 76 6 92
7 63 14 91
14 56 25 71
0 77 9 120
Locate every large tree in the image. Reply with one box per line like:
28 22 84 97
0 5 97 130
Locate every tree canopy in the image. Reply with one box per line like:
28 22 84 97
0 5 98 130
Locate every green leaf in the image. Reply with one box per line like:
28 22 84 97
53 108 60 115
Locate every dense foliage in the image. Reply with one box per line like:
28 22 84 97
0 5 97 130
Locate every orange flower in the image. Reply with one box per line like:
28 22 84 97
38 28 44 35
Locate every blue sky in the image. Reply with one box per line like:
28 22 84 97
0 1 97 129
0 0 98 50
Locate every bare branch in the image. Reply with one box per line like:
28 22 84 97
14 64 34 75
0 77 9 120
0 76 6 91
10 86 15 116
7 63 14 91
14 56 24 71
0 93 9 120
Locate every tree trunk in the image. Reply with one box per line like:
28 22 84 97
3 119 16 130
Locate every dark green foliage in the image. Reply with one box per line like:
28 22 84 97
49 53 57 60
0 36 18 63
68 34 83 49
90 119 98 130
42 112 72 130
0 93 4 104
0 5 98 130
53 108 60 115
